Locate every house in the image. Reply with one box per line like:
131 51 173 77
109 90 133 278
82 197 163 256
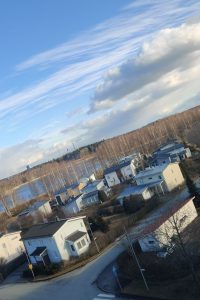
62 194 83 215
152 141 192 165
117 185 154 205
54 183 80 205
81 190 101 207
21 217 91 265
104 159 138 187
0 231 25 263
135 163 184 192
131 197 197 253
81 179 111 196
18 200 52 219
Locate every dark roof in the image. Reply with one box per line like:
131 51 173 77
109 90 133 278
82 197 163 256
30 247 46 256
21 220 66 240
104 160 132 175
82 190 99 200
66 231 86 242
55 183 79 195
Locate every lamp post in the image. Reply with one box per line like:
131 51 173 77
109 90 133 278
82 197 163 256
124 227 149 291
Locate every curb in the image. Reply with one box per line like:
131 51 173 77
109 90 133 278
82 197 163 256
30 242 115 283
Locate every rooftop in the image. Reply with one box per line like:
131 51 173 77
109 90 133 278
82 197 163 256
82 190 99 199
66 231 86 242
128 196 195 240
104 160 132 175
21 216 85 240
117 185 148 199
135 164 169 179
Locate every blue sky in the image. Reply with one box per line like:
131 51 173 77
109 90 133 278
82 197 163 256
0 0 200 178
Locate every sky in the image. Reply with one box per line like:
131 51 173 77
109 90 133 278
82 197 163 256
0 0 200 179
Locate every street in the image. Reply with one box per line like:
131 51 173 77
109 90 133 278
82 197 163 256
0 241 130 300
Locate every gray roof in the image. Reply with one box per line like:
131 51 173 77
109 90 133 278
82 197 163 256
117 185 148 199
21 220 66 240
104 160 132 175
82 190 99 200
135 164 169 179
66 231 86 242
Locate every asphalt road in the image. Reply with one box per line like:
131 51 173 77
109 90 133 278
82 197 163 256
0 241 130 300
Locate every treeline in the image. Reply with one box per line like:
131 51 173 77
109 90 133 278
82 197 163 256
0 105 199 213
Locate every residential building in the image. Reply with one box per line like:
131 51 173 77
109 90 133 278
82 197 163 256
81 179 110 196
133 197 197 252
21 217 91 265
0 231 24 263
117 185 154 205
104 159 138 187
152 141 192 165
135 163 184 192
82 190 100 207
18 200 52 219
62 194 83 215
54 183 80 205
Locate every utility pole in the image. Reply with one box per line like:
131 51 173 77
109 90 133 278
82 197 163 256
88 221 100 253
124 227 149 291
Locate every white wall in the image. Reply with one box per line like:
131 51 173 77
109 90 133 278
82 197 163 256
162 163 184 192
24 218 90 263
0 231 24 263
105 172 121 187
53 218 90 261
62 196 83 215
136 173 163 186
139 199 197 252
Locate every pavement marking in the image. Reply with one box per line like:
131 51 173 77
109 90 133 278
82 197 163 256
97 294 115 298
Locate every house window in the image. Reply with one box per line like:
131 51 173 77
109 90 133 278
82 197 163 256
40 240 44 245
77 241 82 250
148 240 155 244
28 241 31 246
148 177 152 180
175 178 177 183
158 175 162 179
81 239 86 247
71 245 75 252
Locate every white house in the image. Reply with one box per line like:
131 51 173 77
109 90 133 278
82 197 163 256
152 141 192 165
0 231 25 263
21 217 91 265
81 191 101 207
62 194 83 215
54 183 80 205
135 163 184 192
136 197 197 253
117 185 154 205
18 200 52 219
104 159 138 187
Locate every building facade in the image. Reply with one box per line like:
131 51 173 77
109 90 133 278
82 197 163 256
21 217 91 265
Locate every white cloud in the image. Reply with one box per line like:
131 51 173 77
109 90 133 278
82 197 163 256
91 22 200 110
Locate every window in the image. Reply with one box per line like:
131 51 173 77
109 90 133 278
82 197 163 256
175 178 177 183
171 169 174 174
148 240 155 244
40 240 44 245
80 222 83 227
71 245 75 252
28 241 31 246
2 243 6 248
158 175 162 179
148 177 152 180
81 239 86 247
77 241 82 249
